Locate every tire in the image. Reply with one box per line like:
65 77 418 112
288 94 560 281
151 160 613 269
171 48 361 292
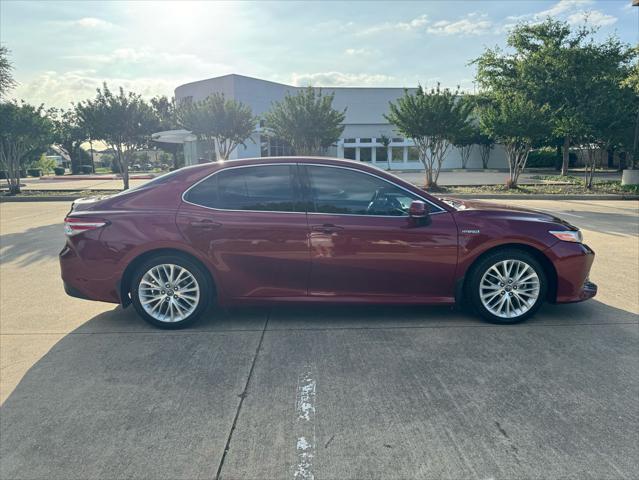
130 254 211 329
467 249 547 324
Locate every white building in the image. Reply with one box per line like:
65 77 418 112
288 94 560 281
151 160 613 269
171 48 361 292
168 74 507 170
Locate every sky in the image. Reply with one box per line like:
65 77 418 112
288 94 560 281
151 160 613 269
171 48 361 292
1 0 637 108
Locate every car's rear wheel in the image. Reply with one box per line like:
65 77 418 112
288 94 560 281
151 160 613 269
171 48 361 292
468 249 547 324
130 255 211 329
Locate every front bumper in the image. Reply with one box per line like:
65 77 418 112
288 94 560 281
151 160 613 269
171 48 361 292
546 241 597 303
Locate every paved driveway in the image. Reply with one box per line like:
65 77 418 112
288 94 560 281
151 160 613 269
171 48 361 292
0 200 637 479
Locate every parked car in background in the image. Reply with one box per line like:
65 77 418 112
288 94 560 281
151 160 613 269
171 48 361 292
60 157 596 328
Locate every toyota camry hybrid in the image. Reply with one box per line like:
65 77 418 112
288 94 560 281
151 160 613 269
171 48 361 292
60 157 597 328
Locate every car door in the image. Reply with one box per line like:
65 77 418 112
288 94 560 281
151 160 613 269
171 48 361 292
302 164 458 301
177 163 310 300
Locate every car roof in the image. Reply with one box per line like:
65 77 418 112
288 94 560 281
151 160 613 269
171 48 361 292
187 156 386 175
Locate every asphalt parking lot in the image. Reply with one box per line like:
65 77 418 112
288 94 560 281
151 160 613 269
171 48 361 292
1 200 637 479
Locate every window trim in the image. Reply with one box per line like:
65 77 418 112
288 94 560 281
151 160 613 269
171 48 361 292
301 163 445 217
182 163 307 215
181 162 445 217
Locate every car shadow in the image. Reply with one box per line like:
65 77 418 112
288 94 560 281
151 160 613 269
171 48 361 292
0 222 64 266
1 300 637 479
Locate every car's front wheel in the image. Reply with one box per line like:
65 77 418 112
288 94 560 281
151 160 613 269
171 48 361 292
468 249 547 324
130 255 211 329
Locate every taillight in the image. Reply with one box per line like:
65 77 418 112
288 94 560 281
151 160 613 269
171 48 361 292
64 217 109 236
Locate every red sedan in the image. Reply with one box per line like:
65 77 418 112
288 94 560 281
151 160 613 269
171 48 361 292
60 157 596 328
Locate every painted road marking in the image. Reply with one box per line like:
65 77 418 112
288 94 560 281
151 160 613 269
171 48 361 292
294 368 316 480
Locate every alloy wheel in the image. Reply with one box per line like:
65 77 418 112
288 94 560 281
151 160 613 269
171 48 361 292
138 264 200 323
479 259 540 319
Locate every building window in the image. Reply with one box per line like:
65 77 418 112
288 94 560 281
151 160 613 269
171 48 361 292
375 147 388 163
260 136 293 157
359 138 372 143
343 147 356 160
407 146 420 162
391 147 404 162
344 138 356 144
392 137 404 143
359 147 372 162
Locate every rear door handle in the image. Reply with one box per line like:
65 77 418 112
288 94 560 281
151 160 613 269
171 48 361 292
190 219 221 230
311 223 344 234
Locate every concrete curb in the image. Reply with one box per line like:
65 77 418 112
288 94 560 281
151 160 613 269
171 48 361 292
0 196 79 202
2 194 638 203
38 174 155 180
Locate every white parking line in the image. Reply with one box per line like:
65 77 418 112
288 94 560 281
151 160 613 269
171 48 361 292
294 368 316 480
556 211 585 218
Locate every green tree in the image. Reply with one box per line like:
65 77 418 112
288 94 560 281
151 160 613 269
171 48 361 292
474 19 636 176
76 83 158 189
477 132 495 169
621 49 639 169
53 108 88 174
378 134 391 170
263 87 346 156
385 84 473 188
37 153 56 175
452 125 481 169
150 95 183 169
0 101 54 194
479 94 550 188
177 93 256 161
0 45 16 100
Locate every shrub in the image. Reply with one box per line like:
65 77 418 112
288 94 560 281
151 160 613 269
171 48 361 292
527 148 578 168
110 158 121 173
0 171 7 179
79 165 94 174
54 167 65 176
527 149 557 168
27 168 43 177
37 154 56 175
20 169 27 178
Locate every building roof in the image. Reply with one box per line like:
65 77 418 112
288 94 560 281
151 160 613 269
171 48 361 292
175 74 417 125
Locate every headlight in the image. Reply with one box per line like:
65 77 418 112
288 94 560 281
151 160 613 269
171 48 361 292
549 230 583 243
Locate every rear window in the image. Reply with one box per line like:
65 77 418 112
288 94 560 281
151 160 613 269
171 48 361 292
184 164 304 212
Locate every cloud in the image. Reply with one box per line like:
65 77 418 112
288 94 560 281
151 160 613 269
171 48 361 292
537 0 594 18
11 69 184 108
344 48 374 56
291 72 397 87
69 17 114 29
358 14 429 35
426 13 493 36
501 0 617 32
63 48 229 80
566 10 617 26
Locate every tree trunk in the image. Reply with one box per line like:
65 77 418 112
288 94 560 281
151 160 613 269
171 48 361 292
561 136 570 176
172 150 179 170
89 140 95 173
117 148 129 190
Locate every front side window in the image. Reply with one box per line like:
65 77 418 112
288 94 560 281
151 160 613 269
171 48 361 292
185 165 303 212
306 165 420 216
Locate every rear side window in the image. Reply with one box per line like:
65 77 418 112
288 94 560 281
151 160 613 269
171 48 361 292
184 165 304 212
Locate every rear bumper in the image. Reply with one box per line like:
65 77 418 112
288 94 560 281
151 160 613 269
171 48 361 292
59 242 122 304
63 281 93 301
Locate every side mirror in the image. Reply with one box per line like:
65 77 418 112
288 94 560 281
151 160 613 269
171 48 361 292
408 200 430 227
409 200 428 218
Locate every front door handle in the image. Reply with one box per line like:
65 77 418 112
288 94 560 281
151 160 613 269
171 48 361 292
311 223 344 234
190 219 222 230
